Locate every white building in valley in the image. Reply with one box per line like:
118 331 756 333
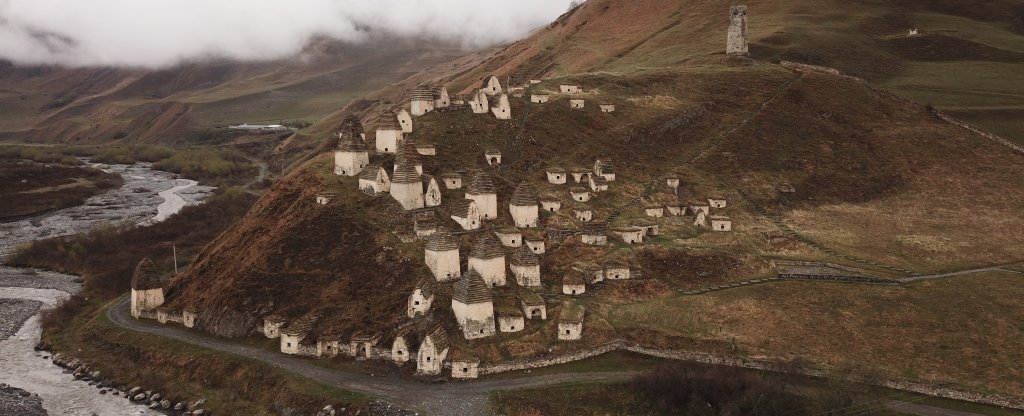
334 131 369 176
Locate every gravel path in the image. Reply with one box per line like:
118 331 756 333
107 297 637 415
0 299 42 341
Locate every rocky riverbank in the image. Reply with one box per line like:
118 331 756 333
0 298 42 340
46 352 210 415
0 162 214 258
0 384 47 416
0 161 213 416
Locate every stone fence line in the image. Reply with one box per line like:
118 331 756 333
779 61 1024 155
478 339 1024 410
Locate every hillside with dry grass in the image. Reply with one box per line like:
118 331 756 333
93 0 1024 400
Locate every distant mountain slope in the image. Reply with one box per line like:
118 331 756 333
0 37 465 144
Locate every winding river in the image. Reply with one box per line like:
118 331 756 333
0 162 214 415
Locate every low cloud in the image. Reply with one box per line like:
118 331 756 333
0 0 575 68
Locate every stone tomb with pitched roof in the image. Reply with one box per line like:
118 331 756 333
451 271 497 339
374 110 404 154
424 227 460 282
130 258 164 319
469 232 506 287
509 182 539 228
466 171 498 220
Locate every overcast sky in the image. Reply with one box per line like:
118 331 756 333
0 0 577 68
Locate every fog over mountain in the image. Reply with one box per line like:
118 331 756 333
0 0 576 68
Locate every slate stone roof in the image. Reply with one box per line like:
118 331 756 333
359 164 384 181
510 245 540 266
547 166 566 173
564 273 586 286
560 303 585 323
337 131 367 152
510 182 539 206
596 158 615 173
282 311 321 338
396 141 420 165
432 86 447 100
376 111 402 130
470 232 505 260
450 199 475 218
496 227 521 236
392 163 420 184
582 222 608 234
612 225 643 233
521 292 544 306
415 278 434 299
426 325 450 352
449 348 480 363
421 174 437 191
425 226 459 252
481 75 499 88
441 172 462 179
411 85 434 101
131 258 162 290
570 187 589 194
341 115 364 137
466 171 496 194
453 270 493 305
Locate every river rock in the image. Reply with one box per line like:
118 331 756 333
174 402 185 410
128 387 141 396
190 398 206 409
193 409 206 415
0 385 46 416
132 393 147 401
150 392 161 401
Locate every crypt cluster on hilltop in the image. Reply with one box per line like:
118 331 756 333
128 5 751 380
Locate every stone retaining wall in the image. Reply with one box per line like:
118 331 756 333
479 340 1024 410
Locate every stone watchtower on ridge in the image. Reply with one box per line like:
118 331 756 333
727 5 749 56
130 258 165 319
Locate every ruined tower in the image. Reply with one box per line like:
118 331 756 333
727 5 749 56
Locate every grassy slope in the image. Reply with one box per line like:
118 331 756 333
606 272 1024 396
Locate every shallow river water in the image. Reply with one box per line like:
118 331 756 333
0 162 214 415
